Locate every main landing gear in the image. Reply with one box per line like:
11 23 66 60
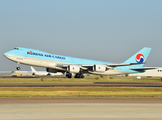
16 62 20 70
66 72 84 78
74 73 84 78
66 72 72 78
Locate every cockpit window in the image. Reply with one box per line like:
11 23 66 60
14 48 19 50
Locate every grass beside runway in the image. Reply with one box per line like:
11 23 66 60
0 76 162 83
0 87 162 97
1 76 162 97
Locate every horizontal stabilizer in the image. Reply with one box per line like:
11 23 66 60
130 67 156 71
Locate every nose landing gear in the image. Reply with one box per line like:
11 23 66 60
16 62 20 70
16 67 20 70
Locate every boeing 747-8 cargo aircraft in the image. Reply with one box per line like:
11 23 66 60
4 47 152 78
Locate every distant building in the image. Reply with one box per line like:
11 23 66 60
0 71 12 76
129 67 162 77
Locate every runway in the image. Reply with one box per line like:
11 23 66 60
0 97 162 120
1 81 162 87
0 97 162 103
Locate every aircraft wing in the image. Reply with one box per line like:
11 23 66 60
56 62 145 70
56 64 69 67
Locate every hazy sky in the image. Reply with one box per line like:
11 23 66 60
0 0 162 71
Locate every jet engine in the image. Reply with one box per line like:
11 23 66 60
68 65 80 73
94 65 106 72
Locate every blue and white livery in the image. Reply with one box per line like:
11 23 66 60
4 47 152 78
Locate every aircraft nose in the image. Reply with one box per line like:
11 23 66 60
4 51 10 58
4 52 7 57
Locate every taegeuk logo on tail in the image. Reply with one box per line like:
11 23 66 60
136 53 145 63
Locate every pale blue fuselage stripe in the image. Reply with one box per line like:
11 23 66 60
9 47 114 65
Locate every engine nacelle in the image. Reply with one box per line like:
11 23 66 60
46 68 58 73
94 65 106 72
68 65 80 73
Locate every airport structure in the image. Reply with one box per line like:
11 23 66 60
0 66 64 77
11 71 32 76
0 71 12 76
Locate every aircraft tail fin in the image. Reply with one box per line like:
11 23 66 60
123 47 151 67
31 66 36 73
